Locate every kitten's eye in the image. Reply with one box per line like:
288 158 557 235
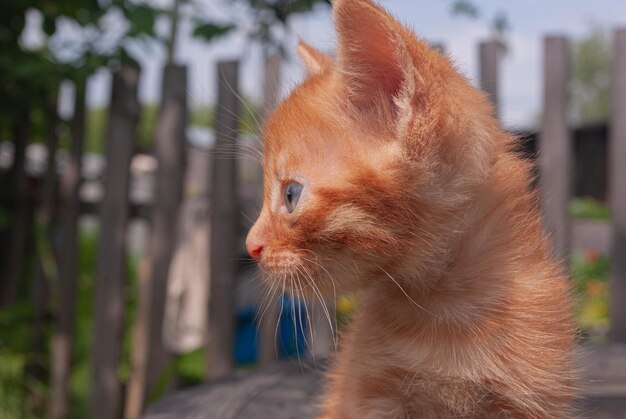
283 182 303 213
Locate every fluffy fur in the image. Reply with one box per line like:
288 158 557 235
246 0 577 417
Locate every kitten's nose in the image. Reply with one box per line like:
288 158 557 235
246 217 266 261
246 238 264 260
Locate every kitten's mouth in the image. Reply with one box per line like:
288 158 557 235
257 254 325 295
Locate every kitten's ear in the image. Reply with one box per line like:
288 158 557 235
333 0 415 117
297 40 332 75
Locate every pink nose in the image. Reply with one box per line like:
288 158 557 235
246 242 263 260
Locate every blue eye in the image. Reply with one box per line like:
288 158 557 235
284 182 303 213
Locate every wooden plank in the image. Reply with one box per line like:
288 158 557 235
88 66 140 419
25 87 59 411
206 61 240 378
1 104 30 307
139 345 626 419
144 345 626 418
479 39 500 116
144 360 325 419
50 76 86 419
539 36 573 263
574 124 608 201
126 64 188 417
258 53 281 366
610 28 626 343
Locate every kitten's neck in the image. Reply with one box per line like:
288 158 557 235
384 153 548 320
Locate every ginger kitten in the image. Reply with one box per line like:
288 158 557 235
246 0 577 417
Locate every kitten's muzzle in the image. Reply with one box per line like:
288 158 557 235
247 243 263 260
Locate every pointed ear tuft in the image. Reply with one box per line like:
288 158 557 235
297 40 333 75
333 0 415 116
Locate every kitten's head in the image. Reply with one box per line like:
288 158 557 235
246 0 502 296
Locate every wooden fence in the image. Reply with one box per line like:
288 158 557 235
0 27 625 419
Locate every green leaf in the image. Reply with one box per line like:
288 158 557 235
124 4 161 38
493 12 509 34
451 1 479 18
572 26 611 123
192 22 235 42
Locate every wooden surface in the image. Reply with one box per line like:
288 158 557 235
479 39 500 115
50 76 86 419
207 61 240 378
539 36 573 263
89 65 140 419
144 345 626 418
144 360 325 419
609 28 626 344
126 64 188 417
1 102 30 306
258 54 281 366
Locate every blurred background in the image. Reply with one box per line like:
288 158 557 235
1 0 626 418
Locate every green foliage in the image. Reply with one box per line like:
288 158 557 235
83 100 257 155
493 12 509 34
449 0 509 43
0 302 41 419
451 1 479 18
0 228 141 418
189 105 214 128
192 22 235 42
85 104 160 153
572 26 612 124
123 3 162 38
85 107 107 154
571 252 611 342
68 230 99 418
238 99 262 134
176 348 205 387
138 103 159 152
569 197 611 220
188 100 260 134
200 0 330 54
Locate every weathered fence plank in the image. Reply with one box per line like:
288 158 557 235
609 28 626 343
206 61 240 378
50 76 86 419
574 124 608 201
258 53 281 366
479 39 500 115
25 88 60 415
1 104 30 307
126 64 188 417
514 125 608 201
539 36 573 263
89 66 140 419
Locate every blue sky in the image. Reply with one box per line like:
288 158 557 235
84 0 626 129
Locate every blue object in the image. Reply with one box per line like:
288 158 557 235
234 306 258 364
278 295 308 359
233 295 309 365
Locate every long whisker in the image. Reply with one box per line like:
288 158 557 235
255 273 278 327
295 265 314 364
274 277 286 358
217 66 264 136
301 264 337 351
289 275 304 372
300 257 339 349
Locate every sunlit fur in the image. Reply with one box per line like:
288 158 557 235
246 0 577 417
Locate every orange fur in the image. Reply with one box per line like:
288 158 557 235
246 0 577 417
